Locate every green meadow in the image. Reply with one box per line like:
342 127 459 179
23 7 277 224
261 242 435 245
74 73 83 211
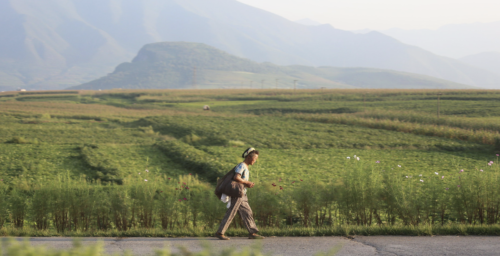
0 89 499 236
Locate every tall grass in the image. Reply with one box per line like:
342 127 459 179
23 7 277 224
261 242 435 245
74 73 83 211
0 157 499 232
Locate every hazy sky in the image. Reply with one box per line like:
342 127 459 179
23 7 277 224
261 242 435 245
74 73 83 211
237 0 500 30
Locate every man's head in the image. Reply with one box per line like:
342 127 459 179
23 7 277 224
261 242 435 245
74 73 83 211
242 147 259 165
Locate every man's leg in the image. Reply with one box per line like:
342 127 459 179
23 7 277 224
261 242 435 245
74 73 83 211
216 196 243 235
238 194 259 234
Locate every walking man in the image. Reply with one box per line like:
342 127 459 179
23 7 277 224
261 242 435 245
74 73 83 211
216 148 264 240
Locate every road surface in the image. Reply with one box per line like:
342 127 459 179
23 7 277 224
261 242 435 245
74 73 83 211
5 236 500 255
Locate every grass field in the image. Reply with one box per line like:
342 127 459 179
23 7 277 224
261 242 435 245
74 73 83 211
0 89 499 235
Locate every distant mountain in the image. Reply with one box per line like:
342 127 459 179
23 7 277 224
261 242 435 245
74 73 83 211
295 18 322 26
352 29 372 34
380 21 500 59
2 0 500 89
0 0 132 90
460 52 500 77
69 42 472 90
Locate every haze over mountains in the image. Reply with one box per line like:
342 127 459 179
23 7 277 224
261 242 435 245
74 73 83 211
295 18 323 26
1 0 500 90
460 52 500 77
70 42 471 90
380 21 500 59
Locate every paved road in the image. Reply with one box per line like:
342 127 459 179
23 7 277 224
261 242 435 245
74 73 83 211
5 236 500 255
356 236 500 256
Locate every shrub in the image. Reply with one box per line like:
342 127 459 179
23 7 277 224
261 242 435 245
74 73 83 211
228 140 245 147
6 137 30 144
39 113 51 119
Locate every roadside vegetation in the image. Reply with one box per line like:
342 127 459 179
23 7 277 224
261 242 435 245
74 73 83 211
0 89 499 236
3 239 340 256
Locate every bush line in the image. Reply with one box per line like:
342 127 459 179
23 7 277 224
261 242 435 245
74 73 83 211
0 159 500 233
295 114 500 145
353 110 500 132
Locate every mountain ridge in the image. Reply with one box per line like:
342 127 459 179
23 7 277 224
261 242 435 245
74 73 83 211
69 42 473 90
1 0 500 89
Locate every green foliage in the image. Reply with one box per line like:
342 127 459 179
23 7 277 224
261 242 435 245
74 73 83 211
144 115 485 150
6 137 30 144
19 91 79 95
16 95 80 102
2 239 108 256
296 113 500 146
0 158 498 233
155 140 232 182
0 184 8 228
80 145 124 184
0 238 339 256
1 89 500 235
39 113 51 120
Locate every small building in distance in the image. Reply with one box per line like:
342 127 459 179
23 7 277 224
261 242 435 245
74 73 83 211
18 89 26 92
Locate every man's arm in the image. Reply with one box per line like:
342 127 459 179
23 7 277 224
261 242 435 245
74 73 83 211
234 173 254 188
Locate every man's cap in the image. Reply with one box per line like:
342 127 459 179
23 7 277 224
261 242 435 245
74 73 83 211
242 147 256 158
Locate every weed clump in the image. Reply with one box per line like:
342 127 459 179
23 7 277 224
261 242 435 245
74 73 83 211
6 137 30 144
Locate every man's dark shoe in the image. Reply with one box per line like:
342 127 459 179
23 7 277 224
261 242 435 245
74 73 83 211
216 233 230 240
248 233 265 239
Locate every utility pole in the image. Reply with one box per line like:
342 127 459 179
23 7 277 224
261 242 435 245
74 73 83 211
437 93 442 118
192 66 197 89
293 80 298 90
261 80 265 89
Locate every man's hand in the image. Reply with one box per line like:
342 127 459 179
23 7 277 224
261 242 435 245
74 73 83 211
234 173 255 188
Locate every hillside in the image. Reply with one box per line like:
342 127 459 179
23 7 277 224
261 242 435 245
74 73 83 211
70 42 472 90
460 52 500 77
